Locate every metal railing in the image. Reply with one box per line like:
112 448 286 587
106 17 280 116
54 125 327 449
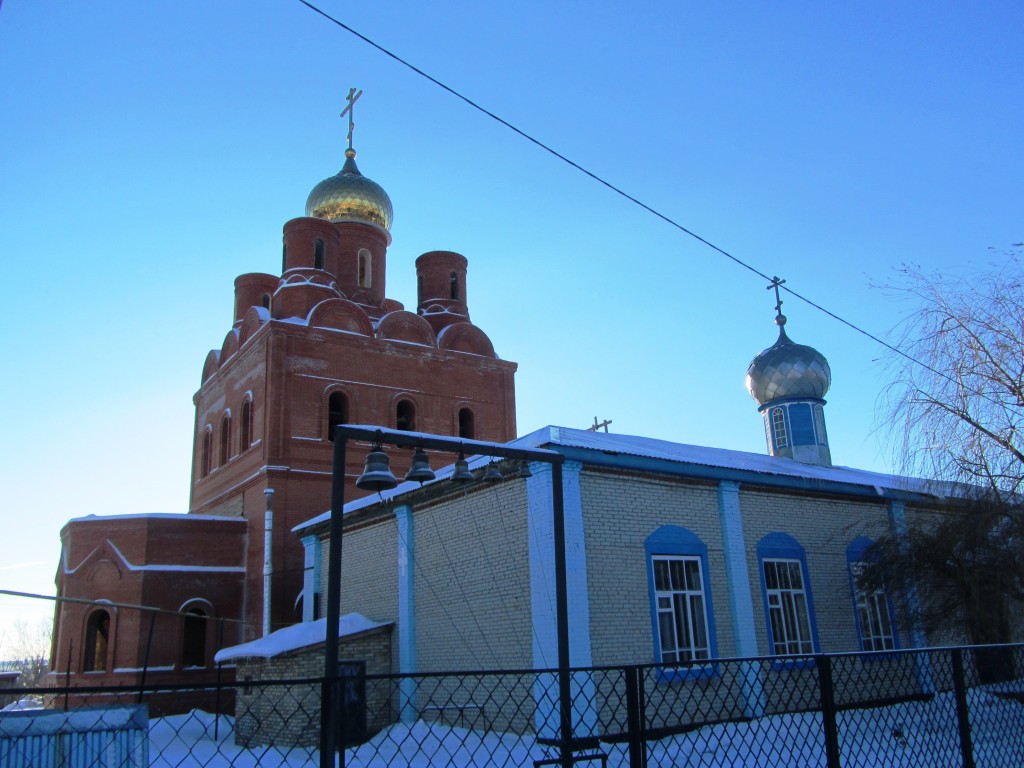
4 644 1022 767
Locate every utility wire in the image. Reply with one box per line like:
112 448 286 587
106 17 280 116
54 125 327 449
294 0 983 397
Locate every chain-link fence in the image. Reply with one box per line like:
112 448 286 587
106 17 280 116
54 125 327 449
2 644 1022 767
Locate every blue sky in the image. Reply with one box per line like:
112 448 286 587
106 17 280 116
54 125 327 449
0 1 1021 639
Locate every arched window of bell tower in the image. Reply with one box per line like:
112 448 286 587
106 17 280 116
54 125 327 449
358 249 372 288
281 243 287 272
458 407 475 440
261 293 271 311
327 391 349 442
313 239 325 270
450 272 459 301
83 610 110 672
396 399 416 431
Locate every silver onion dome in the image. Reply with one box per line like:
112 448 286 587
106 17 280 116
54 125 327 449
745 315 831 406
305 148 393 231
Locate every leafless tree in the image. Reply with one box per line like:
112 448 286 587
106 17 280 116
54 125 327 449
864 496 1024 646
867 251 1024 655
2 618 51 690
880 252 1024 498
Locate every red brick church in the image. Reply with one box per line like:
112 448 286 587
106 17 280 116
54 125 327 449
49 102 518 711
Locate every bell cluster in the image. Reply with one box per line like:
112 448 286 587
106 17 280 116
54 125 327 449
355 444 531 493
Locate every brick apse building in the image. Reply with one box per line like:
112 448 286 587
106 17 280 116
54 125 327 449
48 127 518 712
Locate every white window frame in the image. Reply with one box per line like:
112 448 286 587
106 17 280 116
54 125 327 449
850 562 896 651
771 407 788 449
762 558 814 656
652 555 711 664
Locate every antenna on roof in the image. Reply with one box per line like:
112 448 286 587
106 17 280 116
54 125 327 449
587 417 612 433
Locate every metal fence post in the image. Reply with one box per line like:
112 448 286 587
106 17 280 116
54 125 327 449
950 648 976 768
817 655 841 768
624 666 647 768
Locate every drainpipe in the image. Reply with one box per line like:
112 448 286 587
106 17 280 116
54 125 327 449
263 488 274 637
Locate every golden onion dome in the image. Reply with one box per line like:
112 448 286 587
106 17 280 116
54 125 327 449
305 148 393 232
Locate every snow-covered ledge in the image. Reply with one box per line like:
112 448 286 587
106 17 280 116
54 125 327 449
215 613 390 663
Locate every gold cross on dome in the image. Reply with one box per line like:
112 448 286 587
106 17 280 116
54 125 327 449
340 88 363 150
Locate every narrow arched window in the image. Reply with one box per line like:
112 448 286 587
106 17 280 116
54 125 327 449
261 293 271 311
396 399 416 431
458 408 475 439
201 428 213 477
181 608 207 668
771 407 787 449
313 239 325 270
220 413 232 465
327 392 349 442
240 399 252 450
84 610 110 672
358 249 372 288
282 243 288 272
450 272 459 301
814 405 828 446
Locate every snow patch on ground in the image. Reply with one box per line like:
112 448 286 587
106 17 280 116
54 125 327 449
140 684 1024 768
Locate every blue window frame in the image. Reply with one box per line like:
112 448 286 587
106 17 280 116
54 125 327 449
846 537 898 652
645 526 717 676
757 533 820 660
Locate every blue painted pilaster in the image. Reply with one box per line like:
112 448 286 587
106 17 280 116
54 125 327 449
299 535 320 623
717 480 764 717
395 504 418 722
526 458 596 738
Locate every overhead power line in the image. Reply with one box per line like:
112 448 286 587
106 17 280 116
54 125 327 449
294 0 973 393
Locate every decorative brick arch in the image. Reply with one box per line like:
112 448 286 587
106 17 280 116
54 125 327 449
201 350 220 384
376 311 437 347
437 322 496 357
220 328 240 363
238 306 269 347
307 298 374 336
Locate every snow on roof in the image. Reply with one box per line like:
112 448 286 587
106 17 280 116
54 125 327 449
294 425 955 534
67 512 245 524
214 613 391 663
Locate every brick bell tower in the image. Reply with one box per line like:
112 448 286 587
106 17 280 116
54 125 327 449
188 98 517 637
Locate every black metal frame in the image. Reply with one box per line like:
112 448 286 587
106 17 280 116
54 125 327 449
321 425 572 768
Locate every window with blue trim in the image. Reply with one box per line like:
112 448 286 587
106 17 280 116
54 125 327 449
645 526 717 666
846 537 897 652
758 533 819 657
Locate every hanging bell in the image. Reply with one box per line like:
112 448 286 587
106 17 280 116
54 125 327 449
483 461 504 482
404 447 436 483
356 447 398 492
519 460 533 478
451 453 475 482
